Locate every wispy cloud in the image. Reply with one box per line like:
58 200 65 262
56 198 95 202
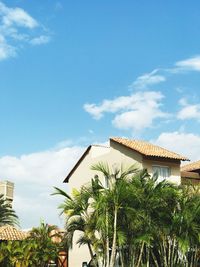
175 56 200 71
132 55 200 86
0 35 16 60
131 69 166 89
0 1 51 60
177 97 200 121
30 35 51 45
84 91 169 132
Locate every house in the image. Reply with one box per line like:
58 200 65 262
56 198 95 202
181 160 200 185
64 137 189 189
63 137 189 267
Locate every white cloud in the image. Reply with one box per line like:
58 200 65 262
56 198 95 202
153 131 200 161
13 193 65 230
0 2 50 60
84 91 169 132
84 55 200 133
0 3 38 29
84 95 137 120
0 146 84 186
175 56 200 71
0 34 16 60
177 98 200 121
113 109 165 132
135 55 200 78
30 35 51 45
0 144 85 228
132 69 166 89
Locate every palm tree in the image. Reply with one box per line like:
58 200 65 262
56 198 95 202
170 186 200 267
54 162 140 267
136 173 179 267
0 194 18 226
53 186 99 266
90 162 140 267
135 175 200 267
28 222 61 267
54 162 200 267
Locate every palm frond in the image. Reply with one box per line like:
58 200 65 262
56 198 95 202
91 162 110 177
52 187 72 199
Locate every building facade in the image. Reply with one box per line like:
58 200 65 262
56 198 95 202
63 137 189 267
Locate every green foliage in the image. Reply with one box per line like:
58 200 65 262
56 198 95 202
0 240 36 267
0 222 62 267
0 194 18 226
55 162 200 267
27 222 61 267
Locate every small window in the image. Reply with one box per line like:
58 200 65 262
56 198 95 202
152 165 171 182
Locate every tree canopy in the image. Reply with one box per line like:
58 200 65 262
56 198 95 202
0 194 18 226
55 163 200 267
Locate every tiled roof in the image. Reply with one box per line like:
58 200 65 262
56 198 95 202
181 160 200 172
111 137 189 161
0 225 28 240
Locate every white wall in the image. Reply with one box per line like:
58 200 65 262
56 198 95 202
143 158 181 184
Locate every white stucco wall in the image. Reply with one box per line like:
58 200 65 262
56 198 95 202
143 158 181 184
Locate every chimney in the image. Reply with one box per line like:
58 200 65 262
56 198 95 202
0 181 14 205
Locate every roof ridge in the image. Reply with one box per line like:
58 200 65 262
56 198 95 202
92 144 110 148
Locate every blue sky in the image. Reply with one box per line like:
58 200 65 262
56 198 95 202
1 0 200 228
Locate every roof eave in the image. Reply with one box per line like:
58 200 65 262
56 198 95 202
110 138 189 162
63 145 92 183
144 155 189 162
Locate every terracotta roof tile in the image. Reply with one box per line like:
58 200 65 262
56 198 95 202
110 137 189 161
0 225 28 240
181 160 200 172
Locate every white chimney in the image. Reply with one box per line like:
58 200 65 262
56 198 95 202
0 181 14 204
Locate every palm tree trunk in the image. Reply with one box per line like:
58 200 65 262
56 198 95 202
168 238 171 266
131 249 135 267
136 241 144 267
106 210 110 267
162 238 168 267
189 249 194 267
151 250 159 267
146 245 150 267
88 243 98 267
170 237 176 267
119 249 125 267
194 246 198 267
109 206 118 267
128 246 135 267
88 242 94 259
